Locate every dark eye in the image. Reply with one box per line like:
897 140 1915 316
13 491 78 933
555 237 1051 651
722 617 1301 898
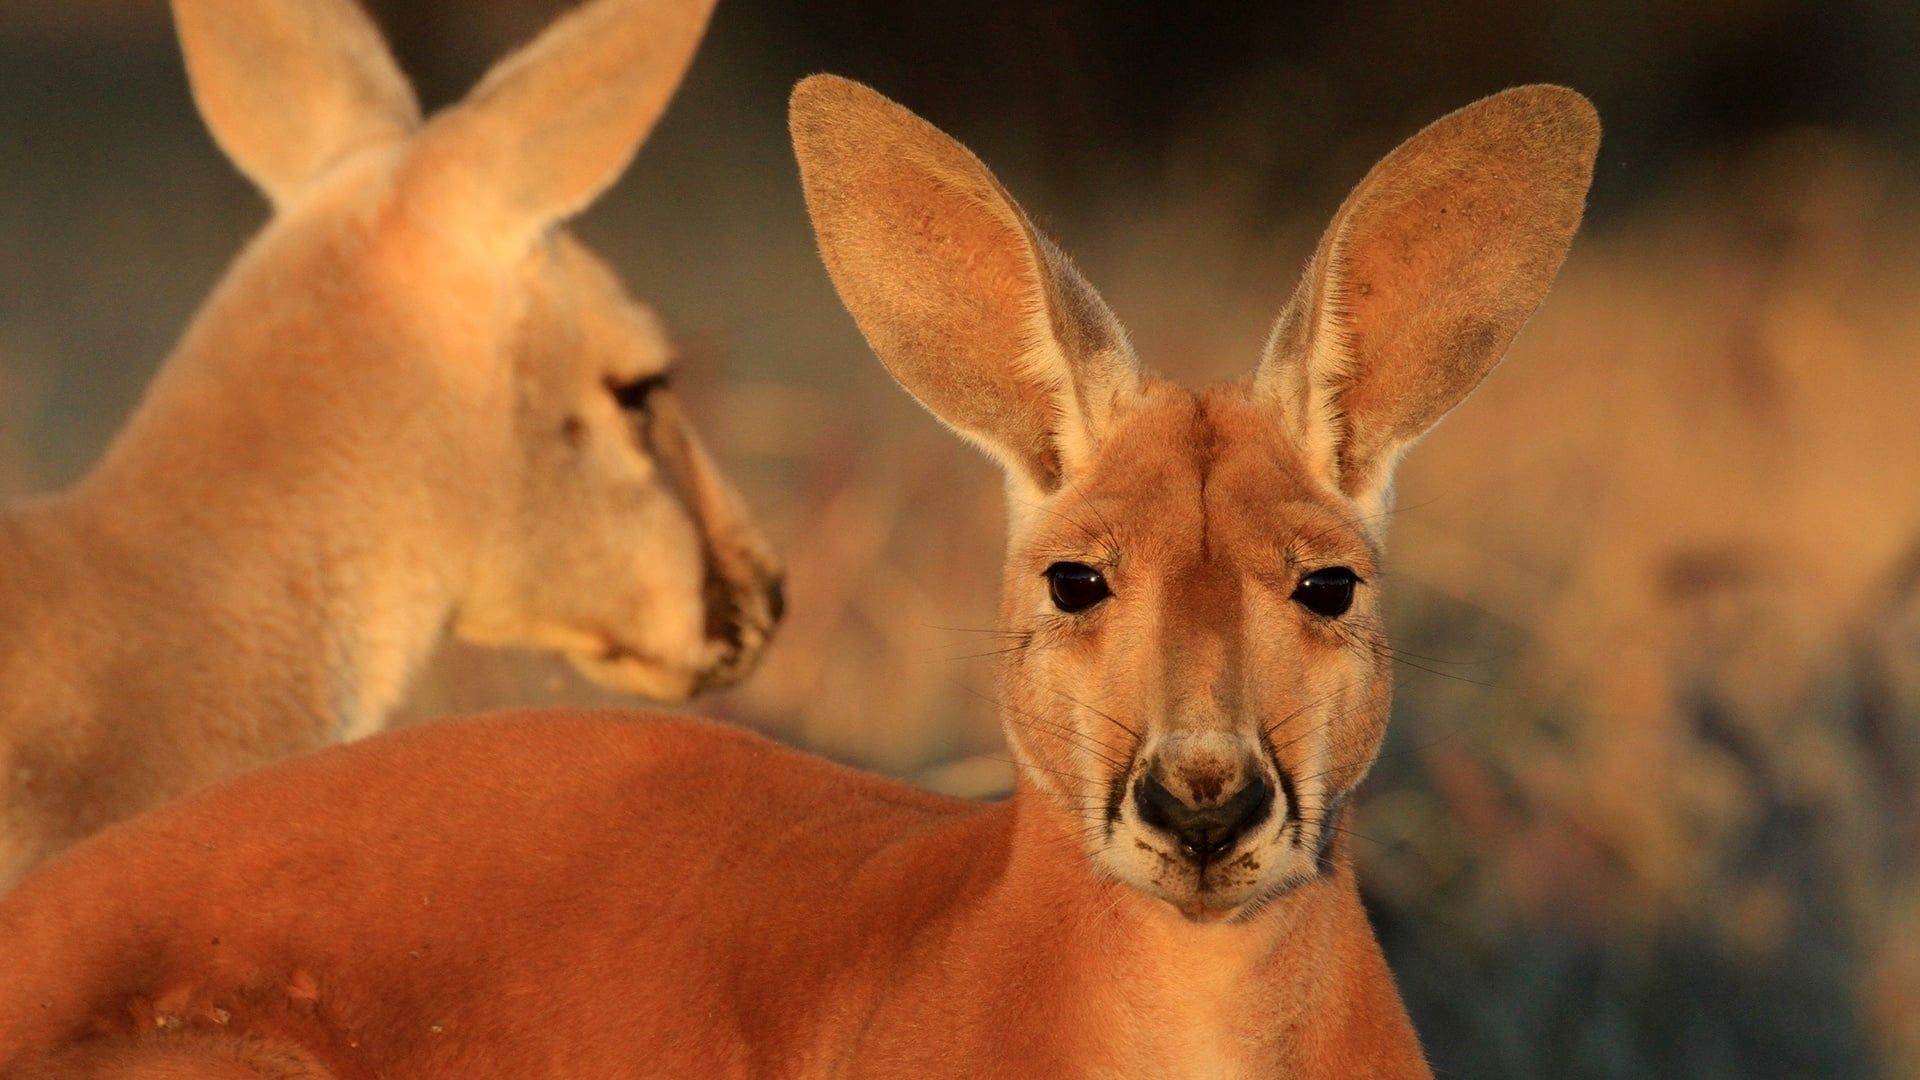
608 372 669 412
1045 562 1111 613
1291 567 1359 617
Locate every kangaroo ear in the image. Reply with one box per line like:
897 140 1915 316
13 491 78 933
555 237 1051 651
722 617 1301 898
790 75 1141 497
400 0 716 257
172 0 419 206
1254 85 1599 511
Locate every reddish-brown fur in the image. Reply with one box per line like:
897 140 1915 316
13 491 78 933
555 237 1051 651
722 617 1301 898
0 77 1596 1077
0 713 1415 1078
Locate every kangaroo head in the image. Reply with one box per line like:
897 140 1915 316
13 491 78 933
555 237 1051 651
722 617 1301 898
793 76 1597 919
165 0 781 701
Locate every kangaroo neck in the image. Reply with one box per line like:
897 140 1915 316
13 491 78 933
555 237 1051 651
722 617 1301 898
920 779 1358 1075
53 337 465 738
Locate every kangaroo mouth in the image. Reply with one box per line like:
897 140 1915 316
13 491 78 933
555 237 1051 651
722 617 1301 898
569 635 709 701
688 639 759 694
573 626 766 701
1095 797 1340 926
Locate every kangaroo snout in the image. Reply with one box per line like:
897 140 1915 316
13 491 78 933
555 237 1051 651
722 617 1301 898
1134 761 1275 862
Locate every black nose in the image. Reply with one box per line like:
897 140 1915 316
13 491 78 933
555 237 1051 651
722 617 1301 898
1134 771 1274 861
765 576 786 624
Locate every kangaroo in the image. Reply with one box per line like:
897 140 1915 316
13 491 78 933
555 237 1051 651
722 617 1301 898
0 77 1595 1077
0 0 781 887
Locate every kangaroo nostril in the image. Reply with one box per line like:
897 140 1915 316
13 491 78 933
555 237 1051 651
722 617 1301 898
765 576 786 624
1134 773 1185 835
1213 775 1274 851
1133 771 1274 862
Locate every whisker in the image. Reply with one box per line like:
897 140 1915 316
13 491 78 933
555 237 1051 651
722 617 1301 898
958 686 1134 761
988 756 1103 787
1063 475 1124 565
1262 683 1348 740
1287 491 1448 554
1003 722 1129 771
1318 822 1399 851
939 643 1034 663
1013 496 1118 562
1008 668 1143 741
1297 730 1476 786
1328 620 1512 689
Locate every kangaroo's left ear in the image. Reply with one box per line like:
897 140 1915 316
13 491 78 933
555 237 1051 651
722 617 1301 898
172 0 419 207
1254 86 1600 511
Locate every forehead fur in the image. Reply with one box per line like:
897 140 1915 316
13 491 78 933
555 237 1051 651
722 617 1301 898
1029 380 1378 575
512 235 672 377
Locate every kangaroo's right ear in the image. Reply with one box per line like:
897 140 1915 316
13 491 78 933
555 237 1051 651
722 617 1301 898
790 75 1141 497
172 0 419 207
400 0 717 259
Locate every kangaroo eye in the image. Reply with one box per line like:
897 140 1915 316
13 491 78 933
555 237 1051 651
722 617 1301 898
1291 567 1359 617
1045 562 1111 613
607 372 669 412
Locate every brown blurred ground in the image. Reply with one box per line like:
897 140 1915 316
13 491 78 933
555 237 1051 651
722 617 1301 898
3 2 1918 1077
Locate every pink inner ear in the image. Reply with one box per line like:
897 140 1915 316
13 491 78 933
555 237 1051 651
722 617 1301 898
793 78 1143 493
1292 90 1598 498
861 161 1063 485
1334 163 1536 448
793 83 1071 490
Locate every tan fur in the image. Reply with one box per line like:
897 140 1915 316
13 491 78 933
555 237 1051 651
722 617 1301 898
0 79 1594 1076
0 0 780 887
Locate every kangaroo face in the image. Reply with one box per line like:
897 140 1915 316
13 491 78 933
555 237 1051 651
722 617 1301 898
792 76 1597 919
457 235 781 699
1000 384 1386 916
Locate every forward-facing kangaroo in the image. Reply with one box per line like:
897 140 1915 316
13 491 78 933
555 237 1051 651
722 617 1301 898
0 0 781 886
0 78 1595 1077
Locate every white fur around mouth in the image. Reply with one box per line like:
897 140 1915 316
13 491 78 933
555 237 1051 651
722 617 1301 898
1100 813 1328 924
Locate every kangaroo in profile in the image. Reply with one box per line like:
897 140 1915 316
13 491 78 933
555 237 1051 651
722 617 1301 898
0 78 1594 1077
0 0 781 886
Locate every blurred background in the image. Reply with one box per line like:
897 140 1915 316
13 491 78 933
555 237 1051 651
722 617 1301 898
3 1 1918 1075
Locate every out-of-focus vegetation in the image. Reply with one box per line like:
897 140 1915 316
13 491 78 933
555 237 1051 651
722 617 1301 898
3 2 1916 1076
